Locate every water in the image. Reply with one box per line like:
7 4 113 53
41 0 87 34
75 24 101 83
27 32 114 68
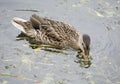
0 0 120 84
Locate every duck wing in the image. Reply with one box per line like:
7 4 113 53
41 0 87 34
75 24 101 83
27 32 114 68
30 14 79 41
30 14 62 42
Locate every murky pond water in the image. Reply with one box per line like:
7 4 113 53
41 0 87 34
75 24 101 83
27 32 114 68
0 0 120 84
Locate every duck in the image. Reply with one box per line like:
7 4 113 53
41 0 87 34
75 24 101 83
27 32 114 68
11 14 91 61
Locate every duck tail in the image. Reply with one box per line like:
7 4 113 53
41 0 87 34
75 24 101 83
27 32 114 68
11 17 27 33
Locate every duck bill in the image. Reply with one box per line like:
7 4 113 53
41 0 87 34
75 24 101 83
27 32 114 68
81 51 90 61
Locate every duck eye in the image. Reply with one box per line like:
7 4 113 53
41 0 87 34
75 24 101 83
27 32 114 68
82 43 84 46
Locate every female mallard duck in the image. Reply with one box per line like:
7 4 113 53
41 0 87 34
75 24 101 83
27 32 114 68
11 14 91 61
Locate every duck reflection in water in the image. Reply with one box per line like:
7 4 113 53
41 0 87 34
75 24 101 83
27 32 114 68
12 14 92 68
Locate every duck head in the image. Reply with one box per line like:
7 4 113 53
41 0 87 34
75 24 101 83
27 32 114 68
78 34 91 61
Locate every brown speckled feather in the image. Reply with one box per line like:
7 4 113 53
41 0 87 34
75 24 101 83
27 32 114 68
29 14 80 48
11 14 83 50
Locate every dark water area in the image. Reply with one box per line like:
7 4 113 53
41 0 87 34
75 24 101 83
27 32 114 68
0 0 120 84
